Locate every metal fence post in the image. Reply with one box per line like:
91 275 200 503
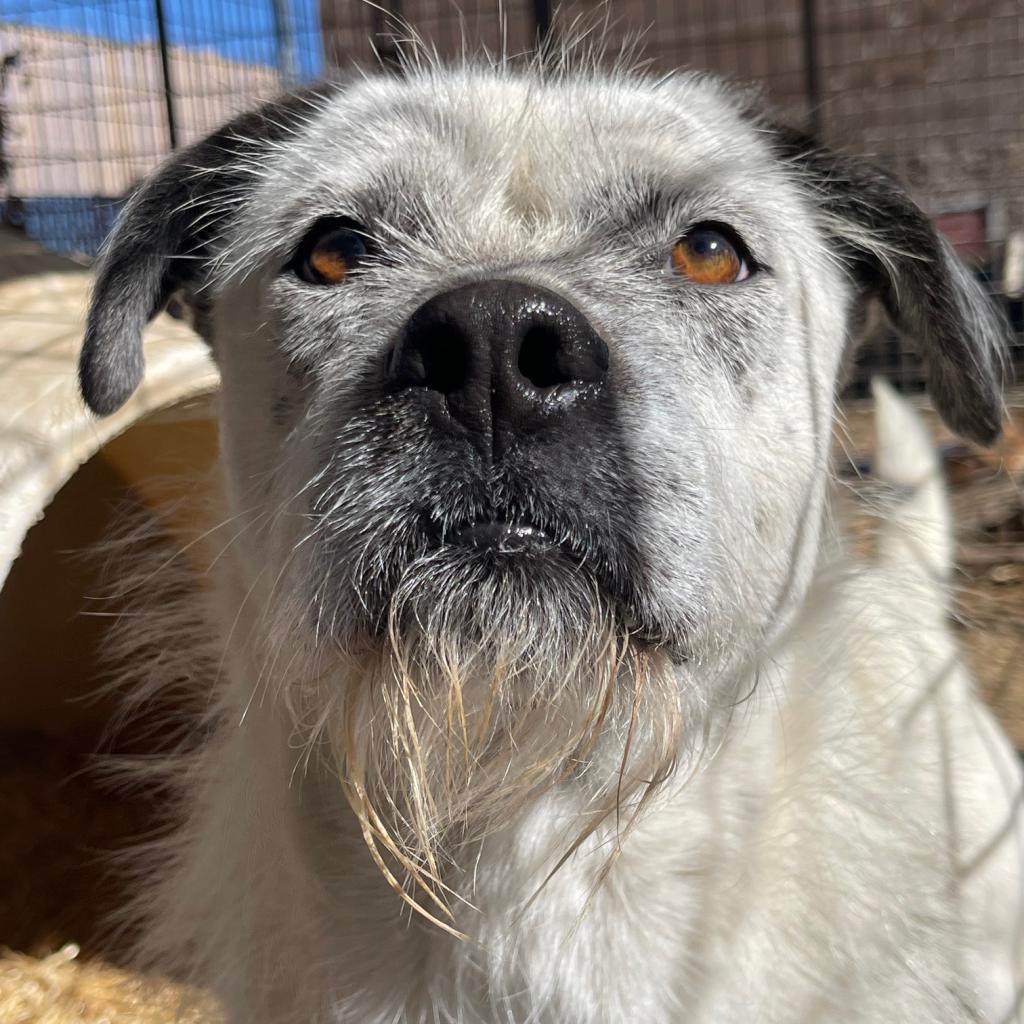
533 0 552 43
372 0 403 71
801 0 821 138
154 0 178 150
272 0 299 86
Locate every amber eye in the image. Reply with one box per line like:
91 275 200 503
293 218 371 285
670 224 751 285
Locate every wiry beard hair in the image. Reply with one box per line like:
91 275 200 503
296 545 687 934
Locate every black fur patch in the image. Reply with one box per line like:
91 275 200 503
80 82 342 415
762 122 1007 445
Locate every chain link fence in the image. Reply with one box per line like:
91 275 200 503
1 0 1021 391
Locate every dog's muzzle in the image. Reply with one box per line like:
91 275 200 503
307 278 667 646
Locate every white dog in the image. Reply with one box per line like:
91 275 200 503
80 58 1023 1023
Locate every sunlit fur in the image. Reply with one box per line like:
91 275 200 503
81 37 1024 1024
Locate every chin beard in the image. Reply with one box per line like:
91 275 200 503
297 546 690 934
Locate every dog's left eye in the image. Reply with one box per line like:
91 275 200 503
291 218 372 285
670 224 752 285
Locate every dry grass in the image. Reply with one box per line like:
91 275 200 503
0 945 218 1024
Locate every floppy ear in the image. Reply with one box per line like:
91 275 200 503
769 126 1008 445
79 84 337 415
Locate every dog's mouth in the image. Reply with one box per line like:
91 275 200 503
308 479 677 653
439 519 560 555
418 514 673 650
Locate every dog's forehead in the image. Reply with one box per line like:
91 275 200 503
257 71 776 220
367 73 749 159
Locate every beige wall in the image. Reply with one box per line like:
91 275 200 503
1 23 281 197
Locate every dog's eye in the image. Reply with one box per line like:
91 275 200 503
670 224 751 285
292 218 372 285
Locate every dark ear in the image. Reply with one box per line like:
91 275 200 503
79 83 338 415
768 126 1008 445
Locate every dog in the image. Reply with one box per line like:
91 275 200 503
78 56 1024 1023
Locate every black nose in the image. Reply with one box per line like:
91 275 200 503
388 280 609 453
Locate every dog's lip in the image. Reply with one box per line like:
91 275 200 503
445 520 556 552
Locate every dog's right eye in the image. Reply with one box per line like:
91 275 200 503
291 218 372 285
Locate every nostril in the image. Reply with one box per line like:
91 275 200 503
518 325 571 389
392 321 469 394
517 323 609 390
418 325 469 394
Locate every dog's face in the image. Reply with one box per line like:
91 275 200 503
212 72 850 659
81 65 1006 909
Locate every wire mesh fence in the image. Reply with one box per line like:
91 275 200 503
1 0 1021 392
